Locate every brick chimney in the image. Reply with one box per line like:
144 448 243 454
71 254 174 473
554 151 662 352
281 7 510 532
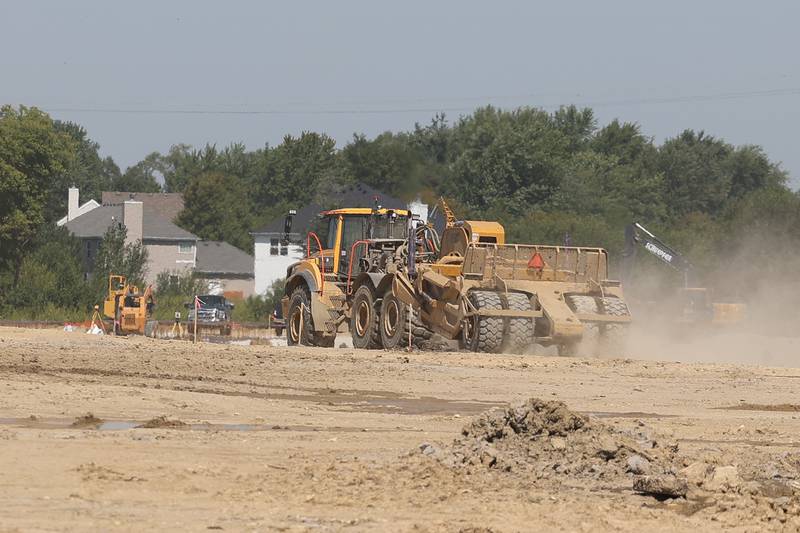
123 200 144 245
67 187 79 221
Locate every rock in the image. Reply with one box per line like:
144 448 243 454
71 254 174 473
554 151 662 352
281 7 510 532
681 461 712 485
480 445 498 467
597 435 619 460
626 454 651 475
704 465 741 492
633 474 688 498
419 443 437 456
550 437 567 451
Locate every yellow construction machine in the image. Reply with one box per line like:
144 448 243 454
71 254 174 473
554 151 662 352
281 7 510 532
102 274 157 336
282 200 631 355
623 222 746 327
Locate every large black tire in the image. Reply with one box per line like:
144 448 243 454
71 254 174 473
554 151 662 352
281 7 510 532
287 286 336 347
350 285 381 349
567 294 600 357
598 296 630 354
504 292 535 354
462 291 504 353
379 292 434 350
287 286 314 346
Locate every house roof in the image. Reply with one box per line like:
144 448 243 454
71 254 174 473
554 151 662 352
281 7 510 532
56 199 101 226
195 241 254 276
64 204 198 241
101 192 184 222
252 183 406 235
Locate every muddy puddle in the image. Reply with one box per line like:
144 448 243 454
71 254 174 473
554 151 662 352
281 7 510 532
169 385 504 416
0 417 407 433
716 403 800 412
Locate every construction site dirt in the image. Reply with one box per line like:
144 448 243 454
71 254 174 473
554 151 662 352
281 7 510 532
1 326 799 531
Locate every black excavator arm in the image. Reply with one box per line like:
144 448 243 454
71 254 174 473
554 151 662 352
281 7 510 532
623 222 694 286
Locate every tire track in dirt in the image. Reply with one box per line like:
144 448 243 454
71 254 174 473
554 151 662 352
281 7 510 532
0 362 503 416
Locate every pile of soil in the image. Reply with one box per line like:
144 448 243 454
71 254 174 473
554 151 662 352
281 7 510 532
419 398 683 494
136 416 187 429
70 413 103 428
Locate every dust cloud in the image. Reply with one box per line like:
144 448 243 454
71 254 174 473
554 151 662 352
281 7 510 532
618 232 800 368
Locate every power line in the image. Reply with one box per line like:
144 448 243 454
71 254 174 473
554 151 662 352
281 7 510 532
39 87 800 117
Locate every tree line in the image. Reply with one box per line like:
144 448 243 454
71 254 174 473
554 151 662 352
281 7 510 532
1 103 798 319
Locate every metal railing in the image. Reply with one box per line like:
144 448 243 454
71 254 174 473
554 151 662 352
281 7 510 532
462 243 607 283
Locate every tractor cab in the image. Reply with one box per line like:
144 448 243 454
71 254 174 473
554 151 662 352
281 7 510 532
310 208 412 281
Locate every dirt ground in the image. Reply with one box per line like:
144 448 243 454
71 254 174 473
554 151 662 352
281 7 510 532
0 326 799 532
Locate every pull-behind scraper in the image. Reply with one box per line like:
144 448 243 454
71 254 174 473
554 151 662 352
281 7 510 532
281 203 631 354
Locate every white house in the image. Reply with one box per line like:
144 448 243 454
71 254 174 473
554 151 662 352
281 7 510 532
250 183 427 296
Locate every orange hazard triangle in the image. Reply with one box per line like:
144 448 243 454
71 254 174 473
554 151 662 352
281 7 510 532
528 252 544 270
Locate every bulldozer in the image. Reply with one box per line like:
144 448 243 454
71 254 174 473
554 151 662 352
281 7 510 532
281 201 631 355
102 274 157 336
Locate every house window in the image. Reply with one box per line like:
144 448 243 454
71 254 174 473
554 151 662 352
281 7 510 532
178 242 193 254
280 245 288 256
270 238 279 256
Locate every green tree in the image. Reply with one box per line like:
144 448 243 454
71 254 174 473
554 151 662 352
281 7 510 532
447 106 570 213
341 131 427 199
252 132 340 209
657 130 733 216
50 121 120 215
159 143 256 192
725 145 787 200
555 151 667 226
553 105 596 152
114 152 163 192
0 105 77 284
0 225 89 312
176 171 253 251
590 119 657 168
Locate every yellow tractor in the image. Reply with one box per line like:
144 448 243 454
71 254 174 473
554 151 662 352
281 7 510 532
282 203 631 355
102 274 157 336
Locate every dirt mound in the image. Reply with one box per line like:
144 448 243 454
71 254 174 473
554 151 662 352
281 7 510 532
419 398 682 494
136 416 187 429
70 413 103 428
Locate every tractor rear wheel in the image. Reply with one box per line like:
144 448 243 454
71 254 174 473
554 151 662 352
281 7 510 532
462 291 504 353
350 285 382 349
379 292 434 350
504 292 535 354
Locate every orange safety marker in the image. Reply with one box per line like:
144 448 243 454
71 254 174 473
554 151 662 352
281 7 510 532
528 251 544 270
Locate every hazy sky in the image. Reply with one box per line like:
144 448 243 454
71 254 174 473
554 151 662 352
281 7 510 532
2 1 799 186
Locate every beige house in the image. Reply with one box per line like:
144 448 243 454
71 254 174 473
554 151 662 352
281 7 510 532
62 188 255 293
64 195 198 284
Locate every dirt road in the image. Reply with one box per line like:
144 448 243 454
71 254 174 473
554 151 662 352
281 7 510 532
0 326 798 531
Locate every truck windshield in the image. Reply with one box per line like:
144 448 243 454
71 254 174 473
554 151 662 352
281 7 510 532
199 295 226 309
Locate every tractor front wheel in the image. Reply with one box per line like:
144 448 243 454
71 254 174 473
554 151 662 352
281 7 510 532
287 286 314 346
350 285 381 349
